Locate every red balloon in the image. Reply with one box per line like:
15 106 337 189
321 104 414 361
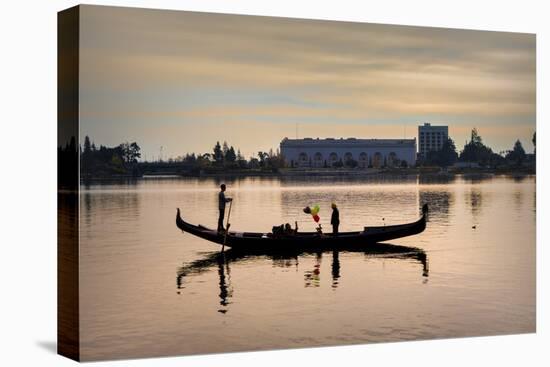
313 214 320 222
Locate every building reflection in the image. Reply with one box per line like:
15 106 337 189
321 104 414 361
418 174 457 185
419 190 453 220
461 174 494 185
279 175 418 188
176 244 428 313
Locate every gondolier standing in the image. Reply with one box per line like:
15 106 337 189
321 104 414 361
218 184 232 232
331 202 340 234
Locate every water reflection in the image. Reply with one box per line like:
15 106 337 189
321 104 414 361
177 244 428 313
533 191 537 212
217 254 233 313
77 175 535 359
279 175 419 187
58 192 79 358
513 189 524 213
461 174 495 184
80 177 141 190
280 189 419 230
81 191 141 228
465 187 484 218
331 251 340 289
511 175 528 183
418 174 457 185
304 252 322 288
419 190 453 220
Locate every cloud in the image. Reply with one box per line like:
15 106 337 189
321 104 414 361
78 5 536 157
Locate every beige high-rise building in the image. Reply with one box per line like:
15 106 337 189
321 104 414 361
418 123 449 158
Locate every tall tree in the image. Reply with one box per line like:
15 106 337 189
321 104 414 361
213 141 223 164
427 138 458 167
471 128 482 145
118 142 141 164
225 146 237 163
82 136 92 173
129 142 141 163
222 141 229 157
505 139 526 166
83 136 92 154
257 151 269 167
459 128 493 165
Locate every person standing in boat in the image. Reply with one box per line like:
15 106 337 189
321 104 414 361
218 184 232 232
331 203 340 234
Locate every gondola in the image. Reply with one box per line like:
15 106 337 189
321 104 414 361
176 204 428 252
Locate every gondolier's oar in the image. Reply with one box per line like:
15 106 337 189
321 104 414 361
222 200 233 252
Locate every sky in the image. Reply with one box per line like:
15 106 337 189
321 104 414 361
79 5 536 160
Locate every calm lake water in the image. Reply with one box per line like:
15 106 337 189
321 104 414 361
76 175 536 360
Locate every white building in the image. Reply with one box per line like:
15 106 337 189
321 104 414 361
280 137 417 168
418 123 449 158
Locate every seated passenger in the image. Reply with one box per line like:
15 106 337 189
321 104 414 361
272 224 284 236
284 223 292 234
284 223 299 235
273 222 299 237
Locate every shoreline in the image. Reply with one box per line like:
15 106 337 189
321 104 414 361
80 167 535 181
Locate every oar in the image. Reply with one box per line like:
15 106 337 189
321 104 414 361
222 200 233 252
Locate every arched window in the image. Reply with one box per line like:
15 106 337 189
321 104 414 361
359 152 368 168
328 152 338 165
373 152 382 168
313 152 323 167
298 152 308 167
388 152 397 167
344 152 353 162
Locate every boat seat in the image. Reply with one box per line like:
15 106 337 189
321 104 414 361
241 232 264 238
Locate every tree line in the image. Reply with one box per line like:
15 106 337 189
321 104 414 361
75 129 535 179
169 141 286 173
422 128 536 168
80 136 142 177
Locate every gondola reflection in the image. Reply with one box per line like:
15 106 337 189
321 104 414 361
331 251 340 288
216 253 233 312
177 243 429 313
304 252 323 288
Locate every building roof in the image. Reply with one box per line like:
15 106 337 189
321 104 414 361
280 137 416 148
418 124 448 130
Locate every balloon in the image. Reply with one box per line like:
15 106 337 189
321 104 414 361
313 214 320 222
311 205 320 216
303 206 311 214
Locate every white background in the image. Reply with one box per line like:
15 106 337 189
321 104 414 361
0 0 548 366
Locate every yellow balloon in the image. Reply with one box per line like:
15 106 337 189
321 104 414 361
311 205 320 215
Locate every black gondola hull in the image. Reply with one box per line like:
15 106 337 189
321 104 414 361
176 205 428 252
